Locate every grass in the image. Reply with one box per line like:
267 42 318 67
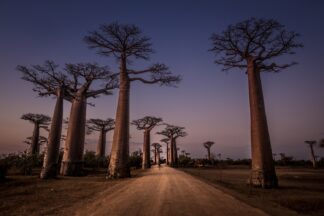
181 166 324 216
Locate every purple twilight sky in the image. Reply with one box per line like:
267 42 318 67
0 0 324 159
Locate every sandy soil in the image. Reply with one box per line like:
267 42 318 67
74 165 267 216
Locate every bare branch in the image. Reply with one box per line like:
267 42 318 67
209 18 303 73
21 113 51 125
86 118 115 133
85 22 153 60
131 116 163 130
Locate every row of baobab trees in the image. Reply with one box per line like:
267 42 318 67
18 17 307 188
20 113 187 169
17 22 183 180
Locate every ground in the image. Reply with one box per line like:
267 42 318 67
0 165 323 216
182 166 324 216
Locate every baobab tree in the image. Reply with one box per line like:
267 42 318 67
304 140 317 168
85 23 181 178
131 116 163 169
60 63 117 176
17 61 73 179
24 136 48 152
203 141 215 161
157 145 163 166
160 138 170 165
157 125 187 167
21 113 51 155
151 143 161 165
209 18 303 188
87 118 115 158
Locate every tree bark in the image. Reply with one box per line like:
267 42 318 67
173 140 178 167
154 147 157 164
247 58 278 188
142 130 151 169
60 92 87 176
40 89 64 179
170 138 175 167
96 129 106 158
166 143 169 165
107 57 130 178
157 150 160 165
309 145 317 168
30 123 40 155
207 148 211 161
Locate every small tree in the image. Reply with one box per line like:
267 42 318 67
160 138 170 165
87 118 115 159
21 113 51 155
131 116 163 169
60 63 117 176
85 23 181 178
203 141 215 161
157 125 187 167
304 140 317 168
209 18 302 188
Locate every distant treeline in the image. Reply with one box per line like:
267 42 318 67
1 150 324 180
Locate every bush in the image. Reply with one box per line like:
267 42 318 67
129 150 142 169
178 155 193 167
83 150 109 169
0 151 43 176
0 157 9 180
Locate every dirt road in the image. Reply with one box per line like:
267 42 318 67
75 166 267 216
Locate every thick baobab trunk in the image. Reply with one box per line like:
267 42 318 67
30 123 40 155
142 130 151 169
60 93 87 176
108 58 130 178
40 89 64 179
207 148 211 161
247 59 278 188
170 138 175 166
157 150 160 165
153 147 157 164
96 129 106 158
309 145 317 168
166 143 169 165
173 140 178 167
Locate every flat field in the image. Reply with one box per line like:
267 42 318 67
181 166 324 216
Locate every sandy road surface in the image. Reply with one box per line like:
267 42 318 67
75 166 267 216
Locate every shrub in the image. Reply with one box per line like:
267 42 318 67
129 150 142 169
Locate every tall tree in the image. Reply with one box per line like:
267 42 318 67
151 143 161 165
87 118 115 158
21 113 51 155
131 116 163 169
157 145 162 166
85 23 181 178
209 18 302 188
160 138 170 165
203 141 214 161
304 140 317 168
18 61 73 179
157 125 187 167
60 63 117 176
